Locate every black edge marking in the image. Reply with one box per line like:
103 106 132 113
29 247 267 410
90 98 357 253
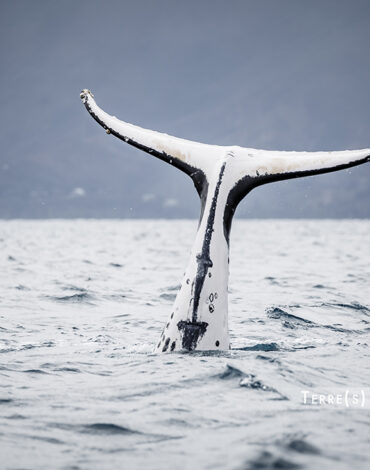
192 162 226 322
162 337 171 352
223 175 254 244
256 155 370 186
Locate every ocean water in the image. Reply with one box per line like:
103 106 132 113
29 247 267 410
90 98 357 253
0 219 369 470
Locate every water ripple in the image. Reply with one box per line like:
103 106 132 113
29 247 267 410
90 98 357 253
0 219 369 469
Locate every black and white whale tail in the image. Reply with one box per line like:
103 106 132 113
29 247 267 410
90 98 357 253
80 89 370 352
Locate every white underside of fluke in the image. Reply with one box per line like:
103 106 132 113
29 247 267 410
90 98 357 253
80 89 370 352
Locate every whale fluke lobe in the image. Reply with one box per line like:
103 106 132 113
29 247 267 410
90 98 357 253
80 89 370 352
80 88 212 197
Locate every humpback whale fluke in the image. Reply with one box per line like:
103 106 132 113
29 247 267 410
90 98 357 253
80 88 370 352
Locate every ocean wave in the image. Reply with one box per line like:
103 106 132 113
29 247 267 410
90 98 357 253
81 423 140 435
245 451 302 469
48 293 95 303
236 342 280 352
266 307 315 328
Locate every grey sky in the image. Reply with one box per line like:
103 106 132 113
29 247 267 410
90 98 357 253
0 0 369 218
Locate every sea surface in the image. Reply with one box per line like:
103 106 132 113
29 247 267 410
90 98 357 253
0 219 369 470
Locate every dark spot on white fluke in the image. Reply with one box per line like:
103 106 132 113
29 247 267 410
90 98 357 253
80 89 370 353
177 321 208 351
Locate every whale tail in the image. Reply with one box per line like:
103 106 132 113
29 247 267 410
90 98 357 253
80 89 370 352
80 89 369 201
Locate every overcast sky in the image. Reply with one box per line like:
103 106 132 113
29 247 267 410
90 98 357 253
0 0 369 218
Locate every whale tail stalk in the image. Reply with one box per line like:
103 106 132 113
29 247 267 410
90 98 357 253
80 89 370 352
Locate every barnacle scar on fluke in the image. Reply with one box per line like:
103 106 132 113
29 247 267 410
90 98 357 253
80 88 370 353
